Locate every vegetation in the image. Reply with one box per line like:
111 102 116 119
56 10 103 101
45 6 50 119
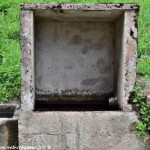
0 0 150 135
130 85 150 135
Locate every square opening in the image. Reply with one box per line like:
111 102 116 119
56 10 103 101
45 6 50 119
32 9 127 111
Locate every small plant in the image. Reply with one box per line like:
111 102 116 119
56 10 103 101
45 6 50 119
130 85 150 135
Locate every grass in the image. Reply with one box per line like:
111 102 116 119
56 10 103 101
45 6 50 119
0 0 150 103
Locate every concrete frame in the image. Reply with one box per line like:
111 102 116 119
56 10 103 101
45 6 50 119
20 3 139 111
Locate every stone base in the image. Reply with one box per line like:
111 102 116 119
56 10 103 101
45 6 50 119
19 111 144 150
0 118 18 146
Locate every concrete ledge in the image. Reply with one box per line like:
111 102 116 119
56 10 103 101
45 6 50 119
20 3 139 10
19 111 144 150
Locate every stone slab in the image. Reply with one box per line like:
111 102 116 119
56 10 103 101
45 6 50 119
19 111 144 150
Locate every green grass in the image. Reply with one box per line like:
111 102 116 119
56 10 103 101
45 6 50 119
0 0 150 103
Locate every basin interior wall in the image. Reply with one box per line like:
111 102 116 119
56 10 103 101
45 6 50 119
34 10 125 109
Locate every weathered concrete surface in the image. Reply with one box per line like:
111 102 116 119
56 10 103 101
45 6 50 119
19 111 144 150
20 3 139 10
20 3 139 110
0 118 18 146
123 10 138 111
20 3 140 149
35 20 114 98
20 10 35 111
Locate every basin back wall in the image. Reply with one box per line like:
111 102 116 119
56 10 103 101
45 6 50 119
35 20 115 98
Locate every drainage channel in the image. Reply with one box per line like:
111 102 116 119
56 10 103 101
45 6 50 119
35 100 119 111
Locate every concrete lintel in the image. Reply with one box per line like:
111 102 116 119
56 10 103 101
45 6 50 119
20 3 139 11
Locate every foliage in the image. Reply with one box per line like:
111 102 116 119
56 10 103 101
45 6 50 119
0 0 20 102
130 85 150 135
